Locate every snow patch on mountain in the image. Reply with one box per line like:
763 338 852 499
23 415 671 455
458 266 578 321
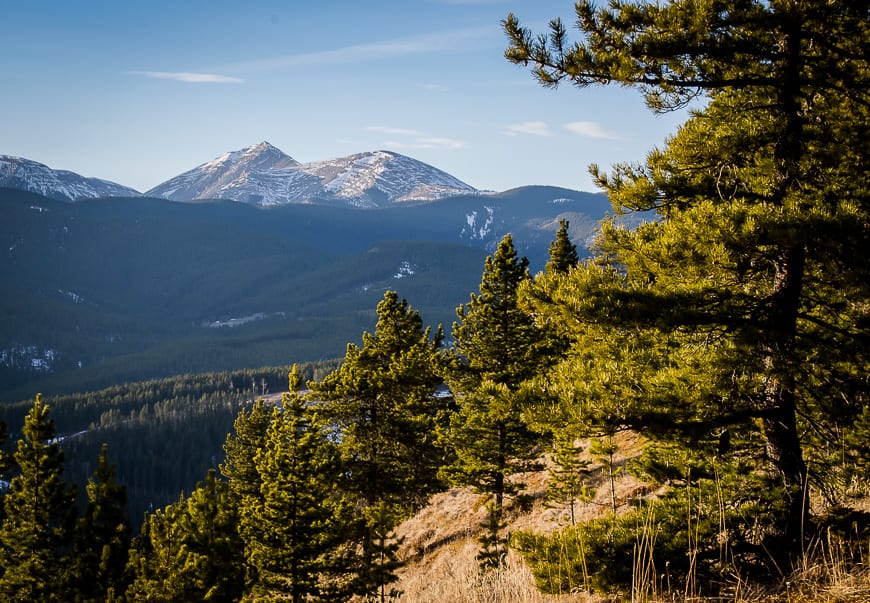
0 345 58 372
461 206 496 240
0 155 140 201
147 144 478 207
146 141 300 202
394 261 417 279
204 312 286 328
59 289 86 304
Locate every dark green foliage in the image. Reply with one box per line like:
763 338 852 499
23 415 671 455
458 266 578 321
220 391 275 593
221 398 273 506
452 234 543 389
125 470 245 602
845 406 870 487
544 219 579 275
0 365 334 528
312 291 451 596
241 367 351 602
178 470 246 602
505 0 870 586
443 235 548 568
70 443 131 603
313 290 451 511
517 460 794 596
0 395 77 601
546 432 592 526
125 495 188 602
353 503 405 603
513 514 634 595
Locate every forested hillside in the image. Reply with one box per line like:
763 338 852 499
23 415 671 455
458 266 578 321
0 185 608 400
0 362 339 525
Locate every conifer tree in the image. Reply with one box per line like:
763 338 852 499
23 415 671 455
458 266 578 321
0 394 77 602
241 366 350 602
546 431 591 527
0 421 12 479
351 502 404 603
311 292 450 595
125 471 245 602
70 443 131 603
220 396 273 590
0 421 13 526
177 469 246 602
545 219 579 275
505 0 869 577
221 398 272 504
313 290 448 512
443 235 546 568
125 495 189 602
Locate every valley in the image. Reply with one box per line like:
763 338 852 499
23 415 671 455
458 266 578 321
0 182 612 401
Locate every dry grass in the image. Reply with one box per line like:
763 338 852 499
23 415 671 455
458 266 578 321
391 431 648 602
386 431 870 603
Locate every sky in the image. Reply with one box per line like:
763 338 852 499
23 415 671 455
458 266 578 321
1 1 692 194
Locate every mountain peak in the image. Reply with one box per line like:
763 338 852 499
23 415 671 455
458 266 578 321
145 142 301 200
147 144 478 207
0 154 140 201
248 140 281 153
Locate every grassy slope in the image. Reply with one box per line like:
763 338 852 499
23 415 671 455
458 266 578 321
390 431 870 603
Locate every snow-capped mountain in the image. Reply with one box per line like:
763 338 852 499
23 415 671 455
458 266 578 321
146 143 478 207
0 155 140 201
145 141 301 202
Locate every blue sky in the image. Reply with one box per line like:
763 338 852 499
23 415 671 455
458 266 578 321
1 1 690 193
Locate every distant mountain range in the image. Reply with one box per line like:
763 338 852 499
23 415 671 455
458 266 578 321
1 142 480 207
0 155 140 201
146 142 479 207
0 182 617 400
0 143 625 400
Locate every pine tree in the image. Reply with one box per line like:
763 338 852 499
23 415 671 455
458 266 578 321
125 495 189 602
313 290 449 512
352 502 404 603
241 366 351 602
125 470 245 603
220 396 273 590
311 292 450 595
0 395 77 602
221 398 272 504
0 421 14 526
545 219 579 275
505 0 869 576
177 470 246 602
546 431 592 526
443 235 547 568
70 443 131 603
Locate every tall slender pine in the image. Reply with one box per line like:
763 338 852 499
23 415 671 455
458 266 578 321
0 395 77 602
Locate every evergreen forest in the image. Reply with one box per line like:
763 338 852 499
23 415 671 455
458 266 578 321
0 1 867 600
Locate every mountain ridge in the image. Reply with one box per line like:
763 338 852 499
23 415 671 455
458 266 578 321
146 142 480 208
1 142 488 207
0 155 140 201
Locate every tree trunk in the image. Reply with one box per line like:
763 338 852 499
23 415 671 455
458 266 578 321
761 245 808 562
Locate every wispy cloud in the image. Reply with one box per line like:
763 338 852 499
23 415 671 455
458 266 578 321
371 125 466 151
501 121 553 137
225 26 497 72
366 126 426 137
415 83 450 93
563 121 623 140
385 137 466 150
128 71 244 84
